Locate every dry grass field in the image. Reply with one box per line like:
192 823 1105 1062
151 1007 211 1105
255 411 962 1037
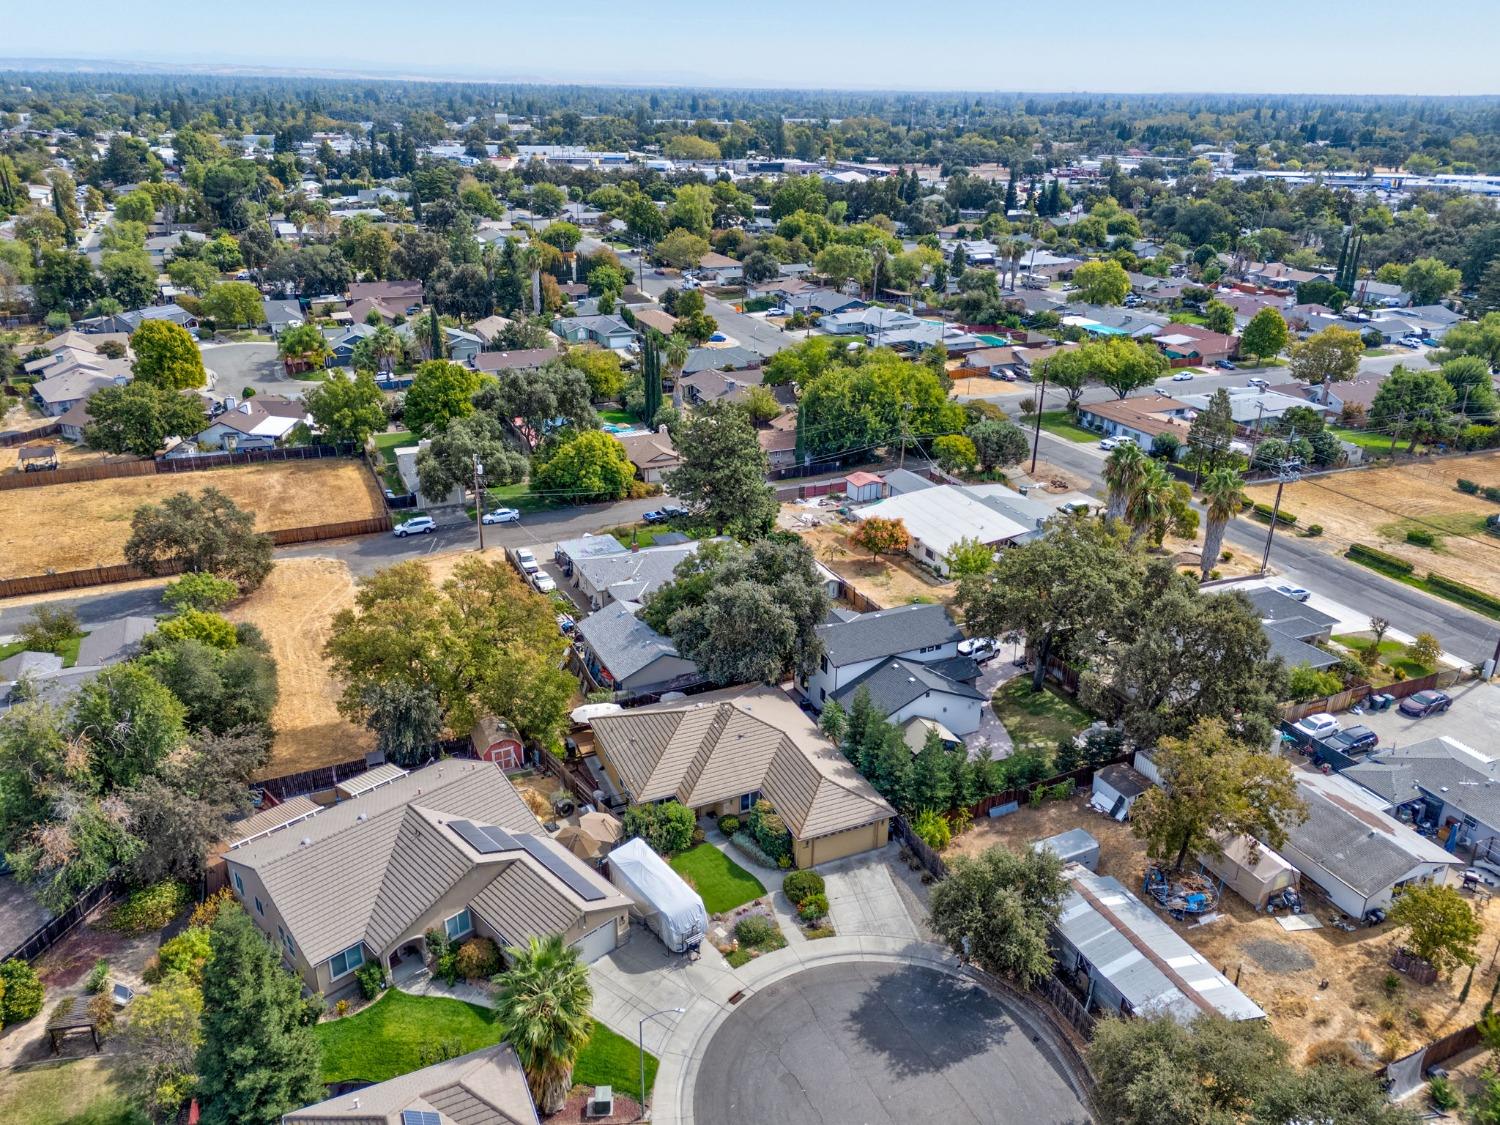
953 791 1500 1066
790 516 953 608
0 459 385 578
1245 452 1500 598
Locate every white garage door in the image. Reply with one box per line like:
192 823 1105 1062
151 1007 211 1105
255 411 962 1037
571 919 618 963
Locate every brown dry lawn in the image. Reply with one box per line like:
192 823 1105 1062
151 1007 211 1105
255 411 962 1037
0 459 385 578
951 792 1500 1067
1245 452 1500 599
0 441 140 475
792 515 954 608
950 375 1029 398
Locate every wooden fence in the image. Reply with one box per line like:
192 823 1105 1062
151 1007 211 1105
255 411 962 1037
0 422 62 449
0 514 393 599
3 880 117 966
0 442 362 492
1381 1020 1484 1100
1280 666 1466 722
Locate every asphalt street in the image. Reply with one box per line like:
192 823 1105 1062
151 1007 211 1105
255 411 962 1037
1028 428 1498 666
199 341 297 399
692 961 1088 1125
0 585 167 641
617 249 792 358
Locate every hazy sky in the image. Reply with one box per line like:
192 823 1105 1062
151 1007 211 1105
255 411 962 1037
3 0 1497 95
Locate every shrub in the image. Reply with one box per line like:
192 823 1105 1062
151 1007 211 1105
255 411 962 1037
1485 486 1500 504
797 893 830 923
1345 543 1415 577
155 608 239 651
913 809 952 851
777 854 792 869
1305 524 1323 537
729 831 778 868
163 571 239 612
109 881 192 933
734 914 777 948
189 888 236 929
717 815 740 837
690 824 707 847
747 799 792 863
622 800 696 856
454 937 501 982
356 960 388 999
1429 1075 1460 1111
156 927 212 985
0 959 45 1025
19 605 80 654
85 959 110 994
1405 528 1436 547
424 928 458 984
1251 502 1296 526
804 925 837 940
1288 662 1344 702
335 998 350 1017
1458 478 1481 495
1382 971 1403 998
782 871 826 906
1424 572 1500 617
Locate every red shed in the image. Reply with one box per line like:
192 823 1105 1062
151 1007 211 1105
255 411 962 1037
471 716 525 769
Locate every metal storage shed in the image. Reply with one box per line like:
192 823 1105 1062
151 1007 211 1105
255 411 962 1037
1034 829 1100 872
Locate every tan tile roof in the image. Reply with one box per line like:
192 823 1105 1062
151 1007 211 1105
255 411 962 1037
589 686 892 841
285 1043 538 1124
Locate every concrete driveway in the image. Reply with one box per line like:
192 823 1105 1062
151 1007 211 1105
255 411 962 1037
1352 678 1500 753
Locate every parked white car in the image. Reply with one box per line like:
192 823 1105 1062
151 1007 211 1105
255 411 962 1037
481 507 520 525
393 516 436 537
1293 712 1340 741
1274 583 1311 603
515 548 540 574
531 571 557 593
1099 435 1135 451
1171 370 1195 381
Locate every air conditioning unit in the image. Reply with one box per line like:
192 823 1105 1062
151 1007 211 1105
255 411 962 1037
586 1086 614 1118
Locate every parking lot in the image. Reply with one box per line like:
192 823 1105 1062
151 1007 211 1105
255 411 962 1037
1349 678 1500 754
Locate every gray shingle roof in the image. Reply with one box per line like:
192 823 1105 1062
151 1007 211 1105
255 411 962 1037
815 604 962 668
574 601 688 682
1344 738 1500 832
682 345 761 373
575 543 697 606
75 616 155 666
1278 781 1452 899
831 656 984 716
1241 587 1339 639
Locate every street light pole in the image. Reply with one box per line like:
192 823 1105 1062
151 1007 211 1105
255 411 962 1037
638 1007 684 1120
473 455 485 552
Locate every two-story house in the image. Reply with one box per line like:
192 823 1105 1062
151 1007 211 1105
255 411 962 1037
805 603 965 711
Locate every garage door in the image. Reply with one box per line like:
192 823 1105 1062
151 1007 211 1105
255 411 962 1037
571 919 618 963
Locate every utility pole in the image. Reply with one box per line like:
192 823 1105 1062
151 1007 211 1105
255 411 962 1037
1247 399 1267 459
897 401 913 470
473 455 485 552
1258 451 1302 573
1028 366 1049 475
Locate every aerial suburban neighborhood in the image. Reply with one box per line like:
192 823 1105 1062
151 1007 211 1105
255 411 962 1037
3 16 1500 1125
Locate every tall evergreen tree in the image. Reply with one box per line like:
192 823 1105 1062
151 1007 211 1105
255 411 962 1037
1003 169 1018 214
195 908 322 1125
1333 229 1350 289
428 307 443 360
643 332 663 425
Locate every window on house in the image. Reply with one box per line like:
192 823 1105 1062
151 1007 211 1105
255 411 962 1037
820 654 829 673
739 790 762 812
233 872 244 895
254 897 264 916
444 908 473 940
328 944 364 979
283 933 295 957
918 644 941 654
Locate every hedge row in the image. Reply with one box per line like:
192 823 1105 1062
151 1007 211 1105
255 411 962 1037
1424 573 1500 617
1251 502 1298 526
1346 543 1416 577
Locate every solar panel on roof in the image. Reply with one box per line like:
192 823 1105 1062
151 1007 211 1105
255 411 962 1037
449 819 517 854
515 834 606 901
400 1111 441 1125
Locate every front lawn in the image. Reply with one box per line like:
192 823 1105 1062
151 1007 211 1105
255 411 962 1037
1035 411 1098 443
314 989 659 1102
0 633 82 666
991 677 1092 752
599 409 636 426
1332 633 1435 680
373 430 414 466
668 844 766 914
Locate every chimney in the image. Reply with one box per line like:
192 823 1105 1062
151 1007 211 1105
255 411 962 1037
237 402 253 415
658 424 669 436
222 395 237 411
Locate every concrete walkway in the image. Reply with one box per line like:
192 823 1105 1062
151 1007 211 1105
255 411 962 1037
969 657 1026 761
395 965 494 1009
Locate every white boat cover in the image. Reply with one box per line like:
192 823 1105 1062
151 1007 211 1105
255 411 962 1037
607 837 708 952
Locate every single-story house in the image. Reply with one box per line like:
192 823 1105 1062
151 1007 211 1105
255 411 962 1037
225 760 632 999
282 1043 539 1124
589 684 894 868
759 412 798 470
850 485 1031 575
470 347 558 375
574 600 700 695
746 276 816 301
572 540 698 610
470 314 513 345
777 289 864 317
1268 375 1386 415
188 395 306 451
76 615 157 666
1242 262 1329 291
1055 867 1266 1022
819 306 924 337
1152 323 1239 364
1274 769 1460 919
829 656 985 736
326 323 378 367
1075 397 1195 450
262 299 304 337
682 345 761 374
32 365 129 416
806 603 963 709
1176 386 1334 431
960 346 1020 379
1342 737 1500 855
614 426 681 484
553 533 629 575
395 322 483 365
347 279 424 313
678 366 764 408
551 315 638 351
1231 585 1341 672
632 307 678 336
695 251 744 284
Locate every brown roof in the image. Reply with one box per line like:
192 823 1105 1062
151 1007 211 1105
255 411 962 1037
615 429 680 472
471 348 557 373
347 280 424 305
1081 397 1195 438
698 251 741 269
962 346 1018 368
632 307 678 335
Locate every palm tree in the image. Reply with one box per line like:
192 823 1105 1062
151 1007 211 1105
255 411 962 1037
1102 442 1148 521
1199 467 1247 581
1125 459 1174 546
492 935 594 1115
522 243 544 316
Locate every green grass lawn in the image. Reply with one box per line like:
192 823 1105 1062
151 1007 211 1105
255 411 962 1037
482 480 550 513
1036 411 1099 443
316 990 658 1101
373 430 414 465
0 1058 144 1125
668 844 766 914
1332 634 1435 680
1330 426 1425 457
599 409 636 426
991 677 1092 752
0 633 84 666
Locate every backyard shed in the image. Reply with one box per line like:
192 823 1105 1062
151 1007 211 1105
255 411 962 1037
606 837 708 952
1199 833 1299 910
1034 829 1100 872
471 716 525 769
844 471 886 502
1091 764 1151 820
333 762 409 801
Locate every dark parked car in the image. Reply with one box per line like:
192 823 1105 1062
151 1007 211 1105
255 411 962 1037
1214 359 1237 370
1325 725 1379 755
1398 690 1452 718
